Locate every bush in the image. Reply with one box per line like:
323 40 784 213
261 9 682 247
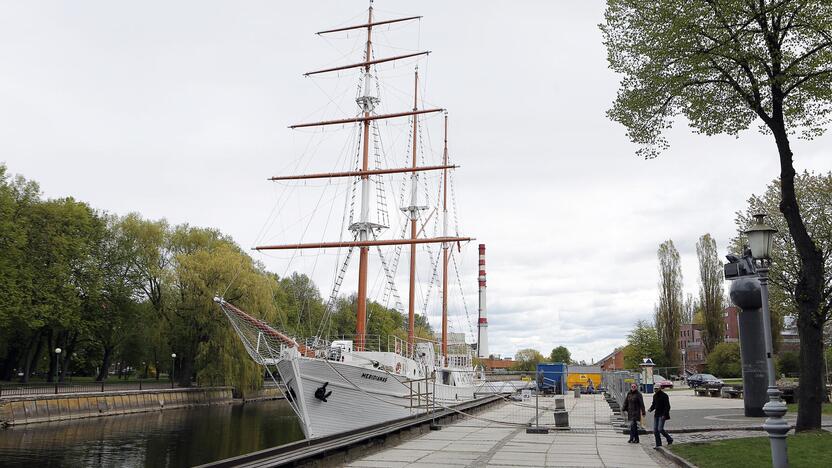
706 342 741 378
776 351 800 377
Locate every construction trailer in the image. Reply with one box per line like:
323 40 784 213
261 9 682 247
566 365 602 391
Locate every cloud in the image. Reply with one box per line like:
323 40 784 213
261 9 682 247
1 0 829 364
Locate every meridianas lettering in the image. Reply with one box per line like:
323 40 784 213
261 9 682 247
361 372 388 383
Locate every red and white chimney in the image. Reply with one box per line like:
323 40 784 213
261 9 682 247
477 244 489 358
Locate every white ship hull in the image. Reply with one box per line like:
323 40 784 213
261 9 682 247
277 350 475 439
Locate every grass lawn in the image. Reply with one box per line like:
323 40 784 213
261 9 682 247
787 402 832 415
669 432 832 468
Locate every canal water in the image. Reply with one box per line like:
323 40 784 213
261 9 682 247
0 399 304 467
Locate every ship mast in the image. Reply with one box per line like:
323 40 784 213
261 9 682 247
261 5 473 354
354 3 375 352
441 113 449 362
406 68 420 354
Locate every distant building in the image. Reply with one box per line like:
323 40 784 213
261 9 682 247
679 323 706 372
781 326 800 353
723 306 740 342
598 348 625 371
480 357 516 371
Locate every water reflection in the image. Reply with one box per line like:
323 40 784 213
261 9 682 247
0 399 304 467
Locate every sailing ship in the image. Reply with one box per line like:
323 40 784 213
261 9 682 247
215 2 482 439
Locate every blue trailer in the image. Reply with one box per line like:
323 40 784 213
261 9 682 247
536 363 568 394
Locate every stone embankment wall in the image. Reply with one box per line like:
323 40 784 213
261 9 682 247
241 387 283 402
0 387 233 426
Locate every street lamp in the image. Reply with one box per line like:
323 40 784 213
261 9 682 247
745 213 789 468
54 347 62 381
171 353 177 388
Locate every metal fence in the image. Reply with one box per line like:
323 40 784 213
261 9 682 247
0 380 184 398
601 371 640 409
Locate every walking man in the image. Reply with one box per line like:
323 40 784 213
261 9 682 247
648 386 673 447
622 382 645 443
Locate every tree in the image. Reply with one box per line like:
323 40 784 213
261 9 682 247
602 0 832 431
697 234 725 354
655 240 683 368
706 342 741 378
512 348 544 372
776 351 801 377
549 346 572 364
623 320 666 370
731 173 832 353
682 293 697 325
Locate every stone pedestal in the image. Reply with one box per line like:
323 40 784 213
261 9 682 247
730 276 767 417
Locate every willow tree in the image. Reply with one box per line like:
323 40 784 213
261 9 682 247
696 234 725 353
602 0 832 431
655 240 683 368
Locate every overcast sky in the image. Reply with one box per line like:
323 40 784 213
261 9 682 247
2 1 829 363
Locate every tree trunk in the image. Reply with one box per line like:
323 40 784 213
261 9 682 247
178 356 193 387
97 346 112 382
21 331 43 383
772 125 825 432
58 332 77 382
1 345 21 381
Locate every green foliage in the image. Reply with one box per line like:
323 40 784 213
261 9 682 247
623 320 666 369
549 346 572 364
0 165 431 393
696 234 725 354
706 342 741 378
512 348 544 371
732 172 832 332
655 240 682 368
776 351 801 377
601 1 832 159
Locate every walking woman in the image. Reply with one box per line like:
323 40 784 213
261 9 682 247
648 386 674 447
622 383 645 443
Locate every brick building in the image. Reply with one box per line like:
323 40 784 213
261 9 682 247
723 306 740 342
679 323 706 372
598 347 625 371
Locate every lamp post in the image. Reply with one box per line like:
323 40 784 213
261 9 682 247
54 348 62 393
171 353 176 388
681 348 686 384
746 213 789 468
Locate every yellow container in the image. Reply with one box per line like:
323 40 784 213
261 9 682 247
566 366 602 390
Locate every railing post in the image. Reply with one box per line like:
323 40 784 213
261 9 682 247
101 382 104 393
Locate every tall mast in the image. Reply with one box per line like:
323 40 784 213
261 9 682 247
441 113 449 362
355 3 375 352
407 68 419 354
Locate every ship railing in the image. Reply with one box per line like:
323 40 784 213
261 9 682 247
322 334 384 352
407 375 437 411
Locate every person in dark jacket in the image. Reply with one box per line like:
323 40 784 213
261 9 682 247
648 386 673 447
622 383 645 443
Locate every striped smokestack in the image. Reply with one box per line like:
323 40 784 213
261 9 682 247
477 243 488 358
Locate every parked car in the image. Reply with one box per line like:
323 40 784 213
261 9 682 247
652 374 674 389
687 373 724 388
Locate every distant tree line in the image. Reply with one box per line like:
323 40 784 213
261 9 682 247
0 165 432 393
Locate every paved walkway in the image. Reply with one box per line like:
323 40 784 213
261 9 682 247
345 394 668 467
